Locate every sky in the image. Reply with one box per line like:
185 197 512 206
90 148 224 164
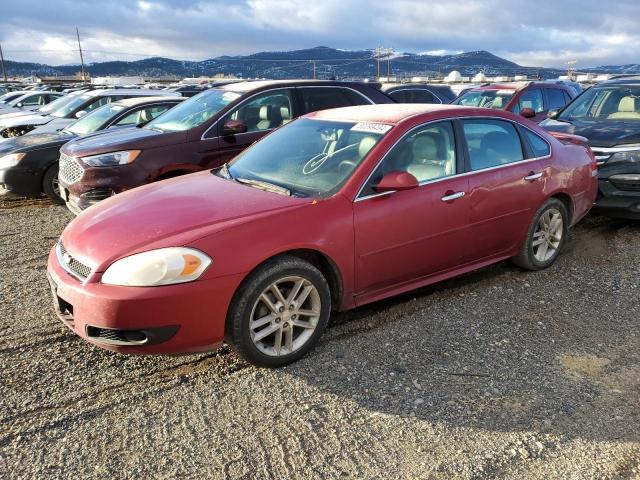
1 0 638 68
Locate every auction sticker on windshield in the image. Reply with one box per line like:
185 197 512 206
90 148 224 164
351 122 392 134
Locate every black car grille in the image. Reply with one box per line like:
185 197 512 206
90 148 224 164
86 326 148 345
57 242 92 280
59 153 84 184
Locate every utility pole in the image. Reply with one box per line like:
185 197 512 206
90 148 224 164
0 43 7 82
567 60 577 81
76 27 86 83
374 47 381 79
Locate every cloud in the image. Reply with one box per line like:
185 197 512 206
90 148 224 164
0 0 638 68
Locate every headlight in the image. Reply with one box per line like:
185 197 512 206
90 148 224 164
82 150 141 167
101 247 212 286
0 153 26 168
607 149 640 165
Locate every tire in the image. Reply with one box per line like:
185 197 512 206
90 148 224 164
512 198 569 271
226 255 331 368
42 163 64 204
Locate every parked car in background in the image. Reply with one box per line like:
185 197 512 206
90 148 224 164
0 96 184 203
0 91 32 106
0 91 65 115
47 104 597 367
0 89 176 139
541 75 640 219
543 79 583 96
57 80 393 213
452 82 576 122
0 93 81 127
381 83 455 104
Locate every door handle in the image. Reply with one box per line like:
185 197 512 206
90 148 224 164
441 191 465 202
524 172 543 181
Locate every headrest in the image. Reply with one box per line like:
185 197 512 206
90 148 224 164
491 97 504 108
280 105 290 119
412 134 438 160
358 136 377 158
481 131 511 151
259 105 271 121
619 96 636 113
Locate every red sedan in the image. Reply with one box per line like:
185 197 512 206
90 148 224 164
47 104 598 367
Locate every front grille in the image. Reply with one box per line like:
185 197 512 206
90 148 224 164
591 149 611 167
86 326 148 346
57 242 92 280
59 153 84 184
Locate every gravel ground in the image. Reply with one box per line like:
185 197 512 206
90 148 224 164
0 192 639 479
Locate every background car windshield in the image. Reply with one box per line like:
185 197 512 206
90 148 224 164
146 89 241 132
65 104 125 135
227 118 387 197
38 95 75 114
50 95 91 118
559 86 640 122
453 90 514 109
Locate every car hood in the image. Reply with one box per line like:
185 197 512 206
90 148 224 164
60 126 184 157
541 118 640 148
0 131 75 154
61 171 308 271
0 110 35 121
0 113 52 129
25 117 74 135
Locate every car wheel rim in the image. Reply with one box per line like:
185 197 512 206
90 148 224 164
249 275 321 357
532 208 563 262
52 177 61 197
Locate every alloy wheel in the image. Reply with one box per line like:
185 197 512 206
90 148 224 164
249 276 321 357
532 207 563 262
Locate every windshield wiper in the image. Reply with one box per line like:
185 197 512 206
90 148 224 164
236 178 291 196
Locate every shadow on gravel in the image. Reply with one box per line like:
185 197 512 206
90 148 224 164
283 214 640 444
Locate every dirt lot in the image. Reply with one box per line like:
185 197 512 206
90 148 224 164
0 192 639 479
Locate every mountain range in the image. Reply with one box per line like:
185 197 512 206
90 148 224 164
3 46 635 80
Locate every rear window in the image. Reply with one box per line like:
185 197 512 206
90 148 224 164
462 119 524 171
522 128 551 158
299 87 369 113
389 89 438 104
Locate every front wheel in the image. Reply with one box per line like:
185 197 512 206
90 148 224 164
226 255 331 368
42 164 64 204
512 198 569 271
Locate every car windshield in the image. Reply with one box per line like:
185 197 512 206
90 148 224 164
453 89 514 109
0 92 24 103
223 118 389 197
145 89 241 132
36 95 73 114
558 85 640 122
50 94 92 118
64 103 126 135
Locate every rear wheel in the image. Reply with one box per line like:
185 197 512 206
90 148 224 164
512 198 568 270
42 164 64 204
226 255 331 368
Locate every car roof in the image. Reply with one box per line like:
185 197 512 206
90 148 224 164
306 103 477 124
381 83 451 91
216 79 374 93
111 96 184 107
80 89 176 97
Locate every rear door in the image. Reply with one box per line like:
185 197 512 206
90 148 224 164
353 120 470 297
459 118 550 262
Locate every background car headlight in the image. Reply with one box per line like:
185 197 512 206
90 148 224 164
101 247 212 286
0 153 26 168
607 149 640 165
82 150 140 167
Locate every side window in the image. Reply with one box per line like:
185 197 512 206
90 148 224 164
340 88 373 106
223 89 293 134
360 121 456 197
388 90 408 103
547 88 568 110
85 96 114 112
299 87 353 113
23 94 46 106
522 128 551 158
114 104 173 127
514 88 544 113
462 119 524 171
562 90 573 104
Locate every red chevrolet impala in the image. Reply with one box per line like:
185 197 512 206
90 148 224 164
47 104 597 367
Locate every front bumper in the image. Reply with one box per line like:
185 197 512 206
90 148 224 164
0 165 43 196
594 177 640 219
47 245 245 355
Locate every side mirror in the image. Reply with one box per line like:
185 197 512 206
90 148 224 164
374 171 419 193
520 108 536 119
547 109 559 119
75 110 87 119
222 119 248 136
